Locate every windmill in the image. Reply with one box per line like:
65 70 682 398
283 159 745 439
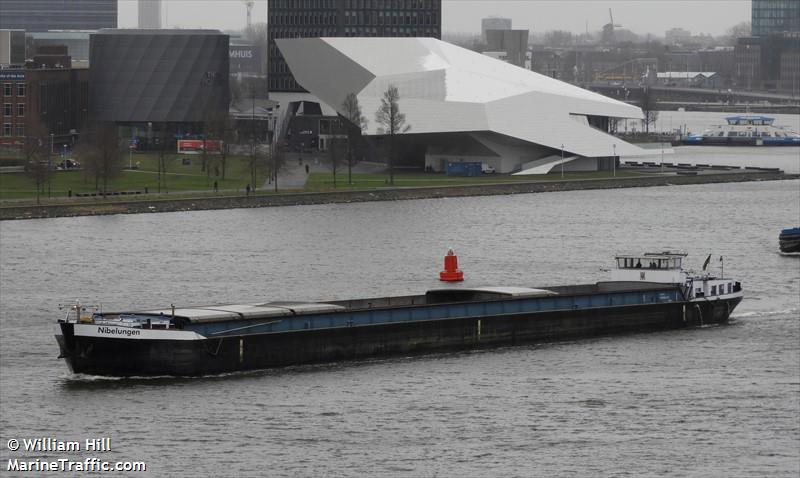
242 0 255 30
602 9 622 44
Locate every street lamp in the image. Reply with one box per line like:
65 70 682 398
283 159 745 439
612 143 616 178
560 143 565 179
49 133 54 198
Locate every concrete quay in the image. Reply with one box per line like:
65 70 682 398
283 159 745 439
1 171 796 221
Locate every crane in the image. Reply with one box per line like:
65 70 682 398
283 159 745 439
242 0 255 29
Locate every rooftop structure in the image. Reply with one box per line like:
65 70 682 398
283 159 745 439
277 37 654 173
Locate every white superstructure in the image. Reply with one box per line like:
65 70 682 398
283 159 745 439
612 252 742 302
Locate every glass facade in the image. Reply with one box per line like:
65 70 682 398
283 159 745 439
268 0 442 92
0 0 117 32
752 0 800 37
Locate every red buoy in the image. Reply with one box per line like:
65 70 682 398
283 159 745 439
439 248 464 282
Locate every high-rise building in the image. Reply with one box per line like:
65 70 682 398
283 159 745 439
481 17 511 43
751 0 800 37
138 0 162 29
735 0 800 91
268 0 442 93
484 29 528 68
0 0 118 32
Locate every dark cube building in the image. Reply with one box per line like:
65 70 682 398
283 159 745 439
89 29 230 124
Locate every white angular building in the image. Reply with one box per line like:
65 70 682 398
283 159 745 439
277 37 654 174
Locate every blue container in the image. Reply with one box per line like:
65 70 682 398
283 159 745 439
446 162 482 177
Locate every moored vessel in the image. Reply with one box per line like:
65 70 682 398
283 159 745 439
779 227 800 253
55 252 743 377
682 115 800 146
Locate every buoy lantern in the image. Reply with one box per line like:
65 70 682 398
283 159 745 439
439 248 464 282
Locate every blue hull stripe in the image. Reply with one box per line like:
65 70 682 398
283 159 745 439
185 289 681 337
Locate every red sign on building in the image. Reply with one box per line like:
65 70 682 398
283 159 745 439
177 139 223 154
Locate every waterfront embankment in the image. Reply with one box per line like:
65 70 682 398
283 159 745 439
0 171 795 220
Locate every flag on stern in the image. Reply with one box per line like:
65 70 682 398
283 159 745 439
702 254 712 271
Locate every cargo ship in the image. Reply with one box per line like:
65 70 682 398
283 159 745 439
55 252 742 377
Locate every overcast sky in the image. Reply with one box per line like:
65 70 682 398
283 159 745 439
120 0 751 36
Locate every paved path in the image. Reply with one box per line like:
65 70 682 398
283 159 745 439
262 153 386 190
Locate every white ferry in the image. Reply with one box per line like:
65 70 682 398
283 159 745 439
683 115 800 146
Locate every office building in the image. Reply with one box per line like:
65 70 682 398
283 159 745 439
0 0 117 32
484 29 528 68
752 0 800 37
481 17 511 43
734 0 800 91
0 30 26 66
1 67 89 150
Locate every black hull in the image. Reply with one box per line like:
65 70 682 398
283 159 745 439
56 297 741 377
779 235 800 253
59 299 741 376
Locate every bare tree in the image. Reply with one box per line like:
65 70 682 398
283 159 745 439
75 122 121 197
248 147 259 192
725 21 751 45
375 85 410 185
23 121 52 204
340 92 366 185
268 144 287 192
202 108 230 183
327 136 347 188
543 30 573 47
639 86 659 134
154 123 176 193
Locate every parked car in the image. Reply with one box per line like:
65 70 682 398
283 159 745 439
481 163 496 174
56 159 80 170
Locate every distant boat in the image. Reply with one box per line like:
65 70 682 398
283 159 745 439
779 228 800 253
683 116 800 146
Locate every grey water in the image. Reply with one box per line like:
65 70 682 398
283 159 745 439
1 179 799 476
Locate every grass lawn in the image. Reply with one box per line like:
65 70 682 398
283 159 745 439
1 150 654 203
0 152 270 200
305 170 650 191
